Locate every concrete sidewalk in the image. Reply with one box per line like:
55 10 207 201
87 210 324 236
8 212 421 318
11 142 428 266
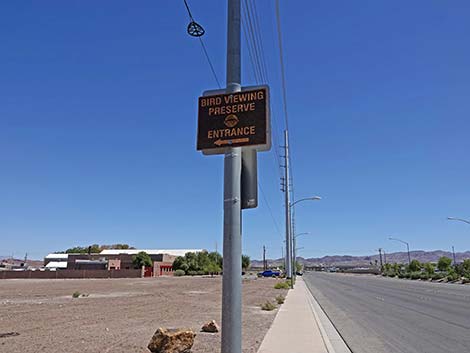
257 277 348 353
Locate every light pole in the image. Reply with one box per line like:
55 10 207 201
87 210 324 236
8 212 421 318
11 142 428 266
447 217 470 225
288 196 321 286
295 232 310 238
290 196 322 208
388 237 411 265
222 1 242 353
293 232 310 275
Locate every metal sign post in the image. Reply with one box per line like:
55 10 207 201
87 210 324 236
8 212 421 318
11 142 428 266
221 1 242 353
195 1 270 352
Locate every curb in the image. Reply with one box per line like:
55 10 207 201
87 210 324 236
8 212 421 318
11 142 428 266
302 278 352 353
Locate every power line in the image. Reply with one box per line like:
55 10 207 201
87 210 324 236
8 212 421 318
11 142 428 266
242 0 283 180
242 1 286 243
183 0 195 20
248 0 269 82
198 37 222 88
259 181 283 239
274 0 295 229
275 0 289 131
242 8 262 83
241 3 284 237
245 0 284 176
243 0 267 83
183 0 222 88
242 0 264 83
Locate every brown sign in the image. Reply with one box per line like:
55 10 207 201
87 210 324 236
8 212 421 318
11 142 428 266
197 87 269 151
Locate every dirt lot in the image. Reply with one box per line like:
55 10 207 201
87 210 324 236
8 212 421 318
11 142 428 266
0 276 286 353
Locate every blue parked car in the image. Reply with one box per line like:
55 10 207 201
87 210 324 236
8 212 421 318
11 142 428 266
258 269 281 278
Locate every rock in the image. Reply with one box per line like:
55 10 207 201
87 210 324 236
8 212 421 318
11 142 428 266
201 320 220 333
148 328 196 353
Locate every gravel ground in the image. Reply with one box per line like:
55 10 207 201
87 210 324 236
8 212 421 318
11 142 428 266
0 276 286 353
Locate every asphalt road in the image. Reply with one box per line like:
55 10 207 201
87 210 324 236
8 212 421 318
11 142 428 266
304 272 470 353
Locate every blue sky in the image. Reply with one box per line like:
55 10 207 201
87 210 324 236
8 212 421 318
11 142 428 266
1 1 469 260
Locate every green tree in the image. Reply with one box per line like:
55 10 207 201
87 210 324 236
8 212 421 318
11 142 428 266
462 259 470 272
172 256 189 272
64 246 86 254
423 262 435 275
197 250 211 271
205 262 221 277
295 261 303 273
408 259 421 272
172 251 223 275
65 244 101 254
392 263 401 274
437 256 452 272
462 259 470 279
242 255 251 270
63 243 135 253
208 251 223 268
100 244 134 250
185 252 199 272
132 251 152 268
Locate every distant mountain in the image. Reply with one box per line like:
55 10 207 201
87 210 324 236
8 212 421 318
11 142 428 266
0 257 43 268
251 250 470 267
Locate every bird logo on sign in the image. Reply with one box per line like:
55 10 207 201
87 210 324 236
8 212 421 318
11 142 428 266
224 114 239 128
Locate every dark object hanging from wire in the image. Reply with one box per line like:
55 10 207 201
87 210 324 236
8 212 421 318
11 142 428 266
187 21 205 37
183 0 205 37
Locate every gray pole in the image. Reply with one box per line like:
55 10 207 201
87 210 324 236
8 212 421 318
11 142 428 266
406 243 411 265
284 130 292 279
221 1 242 353
293 233 296 277
263 245 266 270
291 206 296 283
281 246 284 268
389 237 411 266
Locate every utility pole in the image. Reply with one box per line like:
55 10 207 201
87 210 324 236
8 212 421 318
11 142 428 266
283 130 292 279
221 1 242 353
378 248 383 269
452 246 457 265
263 245 267 270
291 205 296 282
293 233 296 277
406 244 411 265
281 246 284 268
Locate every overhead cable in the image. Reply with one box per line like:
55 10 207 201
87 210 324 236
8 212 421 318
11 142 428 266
183 0 221 88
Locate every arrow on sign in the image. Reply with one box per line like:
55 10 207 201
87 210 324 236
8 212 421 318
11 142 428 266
214 138 250 146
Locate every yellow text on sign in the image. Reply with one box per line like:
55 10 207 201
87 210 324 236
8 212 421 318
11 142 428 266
208 126 256 139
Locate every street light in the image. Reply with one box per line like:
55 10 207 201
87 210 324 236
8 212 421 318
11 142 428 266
388 237 411 265
290 196 322 208
447 217 470 225
287 196 321 285
284 232 310 242
293 232 310 274
294 232 310 239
